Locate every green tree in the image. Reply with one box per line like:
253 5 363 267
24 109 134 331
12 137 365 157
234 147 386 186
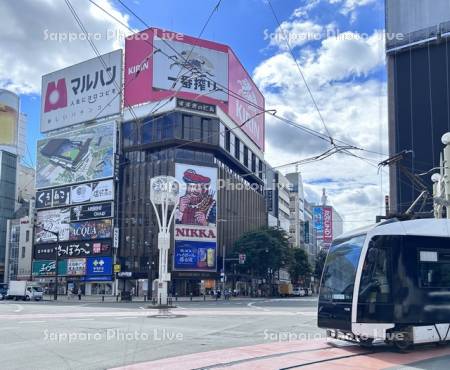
288 248 312 284
233 227 290 278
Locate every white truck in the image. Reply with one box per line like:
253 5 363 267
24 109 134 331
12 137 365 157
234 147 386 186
7 281 44 301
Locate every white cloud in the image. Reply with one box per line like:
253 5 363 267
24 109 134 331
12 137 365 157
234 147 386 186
254 27 388 231
0 0 132 94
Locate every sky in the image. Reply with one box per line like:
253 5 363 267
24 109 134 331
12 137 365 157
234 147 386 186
0 0 387 232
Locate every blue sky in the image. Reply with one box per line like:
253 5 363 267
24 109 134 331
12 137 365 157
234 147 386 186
3 0 387 229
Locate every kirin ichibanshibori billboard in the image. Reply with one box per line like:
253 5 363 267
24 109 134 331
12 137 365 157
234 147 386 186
124 28 265 151
173 163 217 272
41 50 122 133
36 122 114 189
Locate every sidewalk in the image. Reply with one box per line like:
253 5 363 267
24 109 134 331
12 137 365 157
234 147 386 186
42 294 269 303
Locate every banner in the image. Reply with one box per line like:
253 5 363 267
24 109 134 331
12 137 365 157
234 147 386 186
35 208 70 244
323 207 333 243
70 202 112 222
52 187 71 207
174 241 217 271
313 207 323 235
36 189 53 209
34 240 112 260
36 122 115 189
86 257 112 276
41 50 122 132
173 163 217 271
69 219 113 241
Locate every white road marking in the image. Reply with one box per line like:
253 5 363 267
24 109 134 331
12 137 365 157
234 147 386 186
14 304 24 313
18 320 46 324
114 316 138 320
69 318 94 321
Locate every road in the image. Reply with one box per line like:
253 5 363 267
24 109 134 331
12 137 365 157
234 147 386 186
0 297 449 370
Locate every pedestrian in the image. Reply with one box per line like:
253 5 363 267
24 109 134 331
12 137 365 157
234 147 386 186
131 286 135 297
77 288 82 301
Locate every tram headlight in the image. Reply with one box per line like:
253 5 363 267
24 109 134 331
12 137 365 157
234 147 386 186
442 132 450 145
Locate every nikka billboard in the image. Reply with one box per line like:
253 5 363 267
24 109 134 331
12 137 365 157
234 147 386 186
124 28 265 150
41 50 122 133
173 163 217 272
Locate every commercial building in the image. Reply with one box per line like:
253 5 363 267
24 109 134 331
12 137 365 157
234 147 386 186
32 28 268 296
386 0 450 213
286 172 305 249
265 169 291 233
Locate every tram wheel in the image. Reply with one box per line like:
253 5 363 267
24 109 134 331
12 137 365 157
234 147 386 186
393 339 412 352
358 337 374 348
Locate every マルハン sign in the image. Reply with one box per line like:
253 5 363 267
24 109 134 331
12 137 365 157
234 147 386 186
41 50 122 132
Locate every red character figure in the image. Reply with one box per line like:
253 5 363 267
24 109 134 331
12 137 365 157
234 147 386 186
177 169 216 226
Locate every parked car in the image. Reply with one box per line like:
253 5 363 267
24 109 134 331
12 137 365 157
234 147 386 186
292 287 306 297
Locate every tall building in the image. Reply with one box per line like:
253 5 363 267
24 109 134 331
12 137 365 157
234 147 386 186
265 169 291 232
386 0 450 213
286 172 305 249
0 150 17 281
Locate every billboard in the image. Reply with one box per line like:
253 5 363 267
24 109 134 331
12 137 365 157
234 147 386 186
34 240 112 260
71 180 114 204
0 89 19 150
313 207 323 235
124 28 229 109
36 180 114 209
152 37 228 102
173 163 217 272
41 50 122 132
70 202 112 222
35 208 70 244
66 258 86 276
69 219 113 241
124 28 265 151
86 257 112 276
36 122 115 189
228 50 265 150
32 260 67 276
323 206 333 243
174 241 217 271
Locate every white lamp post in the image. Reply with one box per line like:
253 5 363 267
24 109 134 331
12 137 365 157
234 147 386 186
150 176 180 306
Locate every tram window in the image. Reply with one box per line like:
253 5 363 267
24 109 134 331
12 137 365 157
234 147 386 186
319 234 366 303
358 245 391 303
419 249 450 288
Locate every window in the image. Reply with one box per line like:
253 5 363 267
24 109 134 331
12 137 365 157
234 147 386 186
225 127 230 151
21 246 26 259
243 146 249 167
141 120 153 144
319 234 366 303
419 249 450 288
234 137 240 159
251 153 256 173
358 243 391 303
26 230 30 242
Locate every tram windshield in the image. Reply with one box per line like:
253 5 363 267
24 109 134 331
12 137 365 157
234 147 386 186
320 234 366 303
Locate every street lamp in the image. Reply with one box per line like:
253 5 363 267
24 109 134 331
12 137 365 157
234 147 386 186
149 176 180 306
38 225 59 300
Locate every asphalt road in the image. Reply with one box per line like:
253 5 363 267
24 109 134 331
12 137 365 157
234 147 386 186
0 297 321 370
1 297 449 370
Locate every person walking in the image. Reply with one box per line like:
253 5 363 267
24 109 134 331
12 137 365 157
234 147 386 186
77 287 82 301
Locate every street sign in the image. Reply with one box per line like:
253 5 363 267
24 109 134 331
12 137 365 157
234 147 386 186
113 227 119 249
114 264 121 273
239 253 246 264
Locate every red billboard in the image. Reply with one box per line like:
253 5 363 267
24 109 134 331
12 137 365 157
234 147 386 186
124 28 265 150
323 207 333 243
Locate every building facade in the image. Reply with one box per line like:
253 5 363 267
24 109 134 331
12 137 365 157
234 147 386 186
386 0 450 213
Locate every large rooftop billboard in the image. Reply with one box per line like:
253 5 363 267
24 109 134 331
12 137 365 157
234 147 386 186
41 50 122 133
0 89 19 151
124 28 265 150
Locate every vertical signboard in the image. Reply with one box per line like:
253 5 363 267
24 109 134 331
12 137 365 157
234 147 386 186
322 207 333 243
228 50 265 150
173 163 217 272
41 50 122 132
313 207 323 236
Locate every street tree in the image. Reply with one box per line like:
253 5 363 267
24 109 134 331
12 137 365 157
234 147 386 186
288 248 312 285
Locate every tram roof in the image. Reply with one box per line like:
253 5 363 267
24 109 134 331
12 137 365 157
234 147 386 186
335 218 450 242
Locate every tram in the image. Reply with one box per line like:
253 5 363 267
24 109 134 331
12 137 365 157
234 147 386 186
318 218 450 349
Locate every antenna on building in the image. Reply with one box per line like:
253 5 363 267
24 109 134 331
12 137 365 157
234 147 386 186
321 188 327 206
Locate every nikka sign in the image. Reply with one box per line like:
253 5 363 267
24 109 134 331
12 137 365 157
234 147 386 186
41 50 122 132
